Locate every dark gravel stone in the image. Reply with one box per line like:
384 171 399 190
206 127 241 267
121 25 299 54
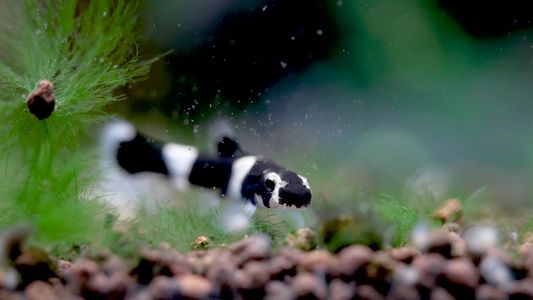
233 260 271 290
14 248 56 288
176 274 213 299
24 281 58 300
476 284 509 300
387 285 421 300
337 244 373 279
299 249 337 274
147 275 179 300
264 280 295 300
438 257 479 299
328 279 356 300
357 284 384 300
509 278 533 299
430 286 455 300
427 232 453 259
412 253 446 284
390 247 421 264
64 258 100 292
290 272 328 300
231 235 272 266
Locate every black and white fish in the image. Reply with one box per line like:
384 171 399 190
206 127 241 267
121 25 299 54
100 120 312 226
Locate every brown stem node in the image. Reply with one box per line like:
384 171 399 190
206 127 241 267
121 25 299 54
26 79 56 120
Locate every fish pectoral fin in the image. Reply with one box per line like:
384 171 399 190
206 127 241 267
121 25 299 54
222 203 256 233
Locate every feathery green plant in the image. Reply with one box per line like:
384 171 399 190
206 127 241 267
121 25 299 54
0 0 159 250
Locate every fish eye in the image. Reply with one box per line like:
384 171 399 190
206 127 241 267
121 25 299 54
265 178 275 192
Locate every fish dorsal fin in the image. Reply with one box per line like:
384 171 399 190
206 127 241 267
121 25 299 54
217 136 243 157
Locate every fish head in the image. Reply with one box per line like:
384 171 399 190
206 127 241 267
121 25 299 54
255 169 312 209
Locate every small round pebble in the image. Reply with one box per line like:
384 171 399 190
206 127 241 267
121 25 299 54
177 274 213 299
264 280 295 300
290 272 328 300
24 281 57 300
390 246 420 264
476 284 509 300
337 244 373 277
441 257 480 289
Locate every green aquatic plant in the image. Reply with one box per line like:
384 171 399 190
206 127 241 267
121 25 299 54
0 0 159 249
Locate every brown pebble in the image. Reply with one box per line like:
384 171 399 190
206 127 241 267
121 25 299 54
268 254 297 278
366 250 398 282
441 257 479 289
191 236 212 251
141 248 163 264
56 259 72 278
24 281 57 300
177 274 212 299
284 227 318 251
387 285 421 300
147 275 179 299
264 280 295 300
357 284 384 300
328 279 356 300
393 264 420 286
15 248 56 285
427 231 453 259
231 235 272 265
337 244 373 277
522 247 533 276
186 249 214 275
518 242 533 258
233 260 271 290
442 222 462 235
390 247 420 264
0 225 32 262
0 290 26 300
476 284 509 300
299 249 337 274
431 199 462 223
430 287 455 300
437 257 479 299
509 278 533 298
290 272 328 300
48 277 79 299
108 271 136 298
162 250 191 276
448 231 467 257
101 255 128 275
26 79 56 120
204 251 237 284
65 258 100 291
278 247 306 266
411 253 446 289
86 272 112 294
126 289 152 300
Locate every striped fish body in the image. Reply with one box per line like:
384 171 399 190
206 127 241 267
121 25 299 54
103 121 312 211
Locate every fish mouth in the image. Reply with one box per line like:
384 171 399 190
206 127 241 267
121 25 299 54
274 197 311 210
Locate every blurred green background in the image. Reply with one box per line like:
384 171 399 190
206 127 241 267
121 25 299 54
108 0 533 215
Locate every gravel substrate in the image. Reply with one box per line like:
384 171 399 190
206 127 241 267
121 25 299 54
0 224 532 299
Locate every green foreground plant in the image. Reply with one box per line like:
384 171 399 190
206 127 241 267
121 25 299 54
0 0 162 253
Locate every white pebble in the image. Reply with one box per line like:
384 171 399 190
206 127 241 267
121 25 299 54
463 225 499 255
480 256 515 292
411 222 431 252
